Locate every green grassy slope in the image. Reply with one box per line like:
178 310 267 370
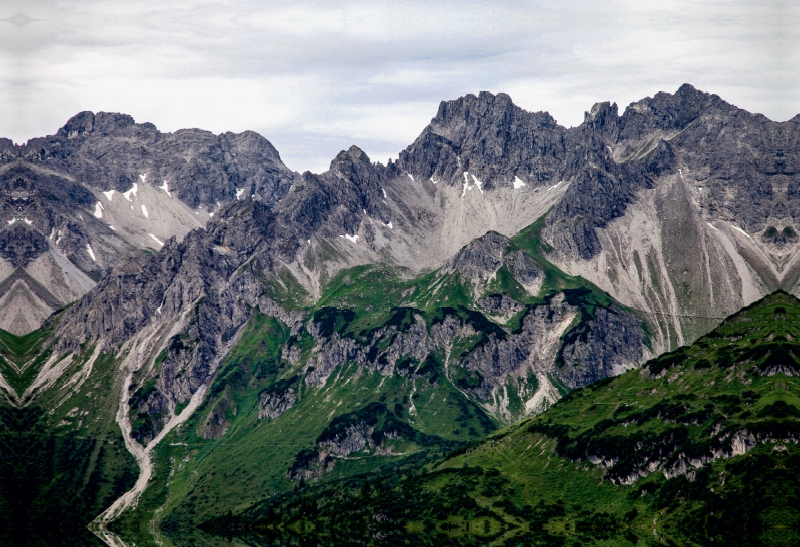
112 223 650 543
0 216 657 546
0 313 138 547
211 291 800 547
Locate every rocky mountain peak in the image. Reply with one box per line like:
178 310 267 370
329 145 373 175
447 231 510 276
56 111 138 140
19 112 296 210
398 91 565 191
582 101 619 135
0 112 302 334
445 231 543 295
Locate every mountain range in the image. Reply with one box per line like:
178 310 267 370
0 83 797 546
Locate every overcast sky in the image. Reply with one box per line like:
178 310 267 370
1 1 797 173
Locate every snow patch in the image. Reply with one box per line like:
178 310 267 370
430 177 438 184
235 188 244 200
407 173 415 182
6 219 14 226
386 221 393 229
732 225 751 238
461 172 470 197
93 202 104 219
340 234 359 243
102 190 115 201
159 180 171 196
547 180 564 191
382 188 387 198
123 183 138 202
141 204 149 218
707 222 717 230
461 172 484 196
513 176 526 189
109 226 116 231
139 173 147 183
23 217 32 226
86 244 97 262
471 174 484 194
149 233 164 246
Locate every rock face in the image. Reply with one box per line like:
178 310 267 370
0 113 296 333
545 87 800 349
21 111 295 209
257 376 299 420
457 291 645 419
444 231 543 296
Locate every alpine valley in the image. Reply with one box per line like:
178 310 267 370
0 84 798 547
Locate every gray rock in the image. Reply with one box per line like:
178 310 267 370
18 111 296 209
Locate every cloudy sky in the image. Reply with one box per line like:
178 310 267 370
1 1 797 173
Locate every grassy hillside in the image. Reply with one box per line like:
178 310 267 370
203 291 800 547
110 225 650 544
0 219 655 546
0 313 138 547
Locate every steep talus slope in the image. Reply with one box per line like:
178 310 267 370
544 85 800 348
220 291 800 547
0 112 297 334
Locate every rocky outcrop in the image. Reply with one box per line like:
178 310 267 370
286 402 447 481
456 291 646 419
18 111 296 209
257 376 299 420
477 294 524 320
443 231 543 297
197 391 237 439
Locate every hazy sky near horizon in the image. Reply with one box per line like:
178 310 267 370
1 1 797 173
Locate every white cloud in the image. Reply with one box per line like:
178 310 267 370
0 0 797 173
